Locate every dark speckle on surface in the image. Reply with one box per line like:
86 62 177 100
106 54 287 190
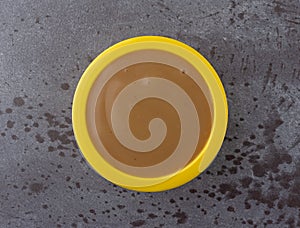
1 0 299 227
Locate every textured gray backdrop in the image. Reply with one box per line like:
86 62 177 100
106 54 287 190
0 0 299 227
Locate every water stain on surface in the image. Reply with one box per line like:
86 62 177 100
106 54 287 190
227 206 235 212
130 220 145 227
61 83 70 90
13 97 25 106
218 183 241 199
44 113 59 127
65 117 72 124
239 177 252 188
246 184 280 208
148 213 158 219
11 135 18 140
35 134 45 143
6 120 15 128
48 146 56 152
29 183 43 193
172 211 188 224
237 12 244 20
263 113 283 145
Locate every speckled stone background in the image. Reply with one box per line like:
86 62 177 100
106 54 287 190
1 0 299 227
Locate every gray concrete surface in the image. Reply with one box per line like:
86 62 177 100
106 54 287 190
1 0 299 227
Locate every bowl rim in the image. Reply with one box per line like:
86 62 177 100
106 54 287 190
72 36 228 191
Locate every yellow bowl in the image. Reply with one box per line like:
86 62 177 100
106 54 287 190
72 36 228 192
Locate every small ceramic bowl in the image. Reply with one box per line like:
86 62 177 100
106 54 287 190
72 36 228 192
